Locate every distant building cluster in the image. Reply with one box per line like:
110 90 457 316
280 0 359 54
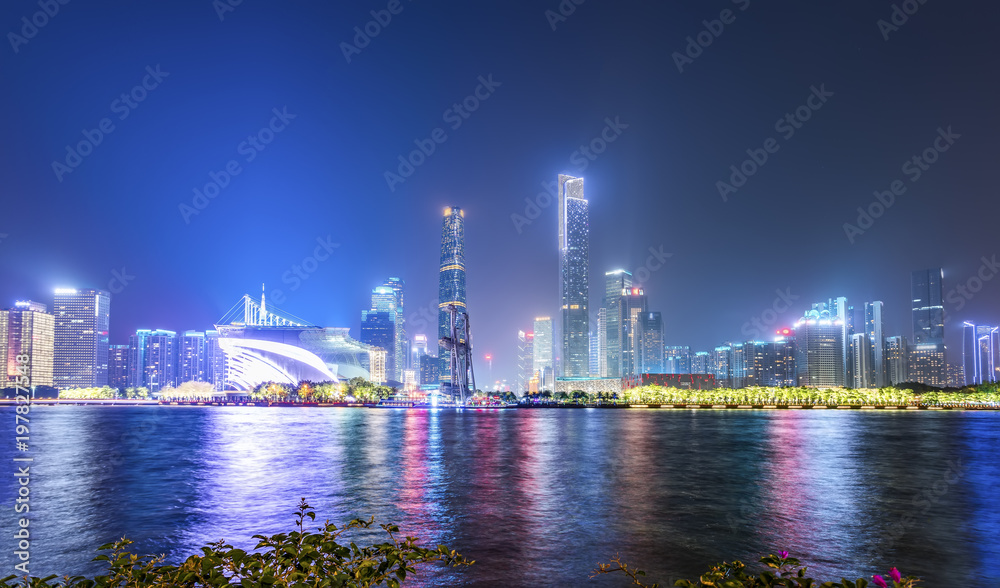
512 175 994 395
3 195 996 398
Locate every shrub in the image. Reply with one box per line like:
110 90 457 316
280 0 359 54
1 499 472 588
593 552 921 587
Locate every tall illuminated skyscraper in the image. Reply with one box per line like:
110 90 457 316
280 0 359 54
53 288 110 389
437 207 467 388
1 300 55 389
911 268 946 386
382 277 406 377
912 269 944 344
604 269 632 378
619 288 647 379
864 301 886 387
558 174 589 377
363 282 403 382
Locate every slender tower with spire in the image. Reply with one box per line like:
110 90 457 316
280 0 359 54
437 207 468 393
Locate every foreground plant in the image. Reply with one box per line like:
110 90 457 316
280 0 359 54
1 499 472 588
593 552 921 587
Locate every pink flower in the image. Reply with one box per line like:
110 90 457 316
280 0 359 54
779 551 788 559
889 567 902 582
872 575 888 588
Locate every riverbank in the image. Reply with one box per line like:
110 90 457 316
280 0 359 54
2 399 998 410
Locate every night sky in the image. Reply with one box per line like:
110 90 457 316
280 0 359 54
2 1 998 385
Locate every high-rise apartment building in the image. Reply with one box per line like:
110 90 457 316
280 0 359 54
558 174 590 377
665 346 692 374
691 351 709 375
205 330 228 391
108 344 129 390
143 329 177 393
437 207 467 389
53 288 110 389
179 331 208 383
710 345 731 386
128 330 151 388
604 269 632 378
885 335 909 386
1 301 55 388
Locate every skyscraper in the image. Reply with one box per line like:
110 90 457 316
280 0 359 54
1 301 55 389
517 330 534 394
851 333 870 388
910 269 946 386
363 284 401 382
618 288 647 379
641 311 664 374
885 335 909 386
437 207 467 388
665 346 691 374
962 322 999 385
108 344 129 390
691 351 709 375
588 330 600 376
864 301 886 387
830 297 850 385
604 269 632 378
205 330 228 391
360 309 395 383
710 345 731 386
912 268 945 344
794 306 845 387
382 277 407 377
128 329 151 388
533 317 553 390
53 288 110 389
411 334 429 370
558 174 589 377
596 307 608 377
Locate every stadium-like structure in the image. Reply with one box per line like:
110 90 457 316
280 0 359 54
215 290 381 391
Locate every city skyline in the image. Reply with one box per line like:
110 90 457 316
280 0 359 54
1 2 999 387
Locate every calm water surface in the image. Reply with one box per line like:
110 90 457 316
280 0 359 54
1 407 997 586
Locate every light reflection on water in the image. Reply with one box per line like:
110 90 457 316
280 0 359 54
0 407 997 586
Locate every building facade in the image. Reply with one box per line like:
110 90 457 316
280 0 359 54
533 317 553 390
437 207 467 388
604 269 632 378
794 307 845 387
0 301 55 389
53 288 111 389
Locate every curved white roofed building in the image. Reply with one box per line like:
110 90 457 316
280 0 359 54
213 292 378 391
217 325 376 390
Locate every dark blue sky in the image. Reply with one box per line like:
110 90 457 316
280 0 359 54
2 1 998 385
